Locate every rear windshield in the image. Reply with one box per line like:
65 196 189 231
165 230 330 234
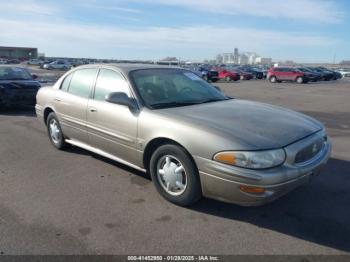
0 67 32 80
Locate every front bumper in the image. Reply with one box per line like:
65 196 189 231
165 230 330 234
194 131 331 206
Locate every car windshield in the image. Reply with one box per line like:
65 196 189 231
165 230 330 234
130 68 230 109
0 67 32 80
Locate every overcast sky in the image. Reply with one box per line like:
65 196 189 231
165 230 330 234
1 0 349 62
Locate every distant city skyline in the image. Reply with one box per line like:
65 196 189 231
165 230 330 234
1 0 349 63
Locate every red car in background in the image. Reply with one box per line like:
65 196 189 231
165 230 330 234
267 67 309 84
215 68 240 82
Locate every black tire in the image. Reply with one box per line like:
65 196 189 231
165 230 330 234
269 76 277 83
46 112 68 150
211 79 218 83
149 144 202 206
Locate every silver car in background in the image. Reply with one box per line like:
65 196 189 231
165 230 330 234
43 60 71 70
35 64 331 206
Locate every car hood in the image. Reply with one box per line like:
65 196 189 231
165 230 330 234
0 80 41 90
157 99 323 149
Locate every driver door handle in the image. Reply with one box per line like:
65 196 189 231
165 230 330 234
89 107 97 112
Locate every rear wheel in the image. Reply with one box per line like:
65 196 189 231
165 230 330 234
46 112 67 150
149 144 202 206
296 76 304 84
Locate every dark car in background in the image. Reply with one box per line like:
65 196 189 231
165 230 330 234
197 66 219 82
317 67 342 80
238 66 264 79
296 67 321 82
0 66 41 107
234 68 254 80
267 67 309 84
6 59 21 65
307 67 334 81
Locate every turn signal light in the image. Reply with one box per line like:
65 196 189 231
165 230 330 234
239 185 266 194
214 152 236 165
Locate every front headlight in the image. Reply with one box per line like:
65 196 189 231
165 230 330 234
213 149 286 169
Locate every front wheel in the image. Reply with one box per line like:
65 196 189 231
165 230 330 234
269 76 277 83
46 112 68 150
149 144 202 206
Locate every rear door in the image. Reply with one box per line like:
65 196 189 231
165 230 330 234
87 68 138 164
53 68 98 144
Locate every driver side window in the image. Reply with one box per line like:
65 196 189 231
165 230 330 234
94 69 130 101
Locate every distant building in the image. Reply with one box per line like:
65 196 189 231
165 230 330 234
244 52 258 65
216 49 271 65
0 46 38 59
234 48 239 64
255 57 272 65
216 54 223 64
156 57 180 65
222 53 235 64
340 60 350 65
239 54 249 65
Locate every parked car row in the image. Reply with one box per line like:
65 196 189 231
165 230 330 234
185 64 266 83
184 63 350 84
0 58 21 65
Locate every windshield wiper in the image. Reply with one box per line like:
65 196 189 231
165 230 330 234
199 97 232 104
150 101 199 109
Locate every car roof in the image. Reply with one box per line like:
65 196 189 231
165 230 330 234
73 63 182 75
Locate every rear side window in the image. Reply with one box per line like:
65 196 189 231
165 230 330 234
60 73 73 92
94 69 130 101
68 69 97 98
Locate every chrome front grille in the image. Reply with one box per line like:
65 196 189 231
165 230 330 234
295 137 324 164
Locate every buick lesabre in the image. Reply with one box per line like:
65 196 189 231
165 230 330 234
36 64 331 206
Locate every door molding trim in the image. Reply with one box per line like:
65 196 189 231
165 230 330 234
65 139 146 172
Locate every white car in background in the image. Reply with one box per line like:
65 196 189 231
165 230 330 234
335 68 350 78
27 59 44 65
43 60 71 70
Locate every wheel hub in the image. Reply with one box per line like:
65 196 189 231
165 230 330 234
49 120 60 143
158 156 186 195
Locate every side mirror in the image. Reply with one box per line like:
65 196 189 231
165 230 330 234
105 92 136 110
32 74 38 80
